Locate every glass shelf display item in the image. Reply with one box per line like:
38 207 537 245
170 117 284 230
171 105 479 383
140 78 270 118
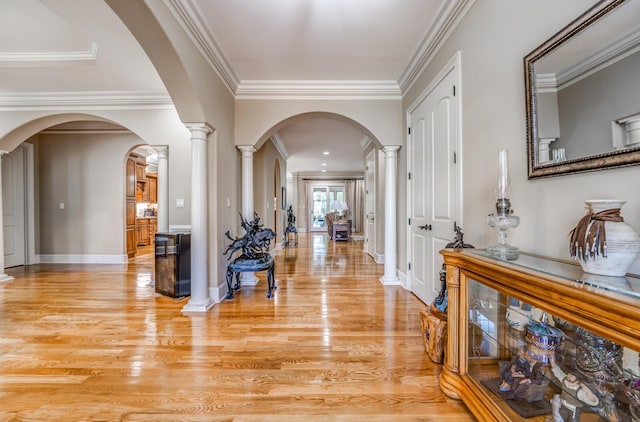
440 248 640 422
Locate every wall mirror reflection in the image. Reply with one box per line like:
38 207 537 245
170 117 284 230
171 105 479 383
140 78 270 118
525 0 640 178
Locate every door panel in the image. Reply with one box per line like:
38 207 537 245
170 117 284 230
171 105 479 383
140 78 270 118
410 105 430 301
310 187 328 231
365 150 376 256
409 66 458 305
429 71 458 299
3 147 26 268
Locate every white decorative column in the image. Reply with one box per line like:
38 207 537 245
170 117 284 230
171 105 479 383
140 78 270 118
182 124 214 313
0 151 15 283
538 138 557 164
381 146 400 284
155 146 169 233
238 146 258 285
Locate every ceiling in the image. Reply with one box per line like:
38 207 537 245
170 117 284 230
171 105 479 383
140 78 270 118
0 0 464 177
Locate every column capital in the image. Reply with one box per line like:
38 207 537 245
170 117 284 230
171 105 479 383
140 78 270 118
382 145 401 156
237 145 257 156
153 145 168 160
0 150 9 156
184 123 213 138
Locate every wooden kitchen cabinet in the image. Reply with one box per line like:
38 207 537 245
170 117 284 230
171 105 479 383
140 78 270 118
439 248 640 422
125 156 137 258
135 154 147 181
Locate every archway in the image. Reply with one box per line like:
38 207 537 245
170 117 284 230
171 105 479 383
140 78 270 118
0 114 152 266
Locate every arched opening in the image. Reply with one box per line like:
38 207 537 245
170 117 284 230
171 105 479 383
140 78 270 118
1 115 156 265
253 112 378 240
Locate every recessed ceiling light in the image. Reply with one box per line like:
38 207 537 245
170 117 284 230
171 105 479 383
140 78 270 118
323 151 330 155
321 169 327 172
321 163 327 166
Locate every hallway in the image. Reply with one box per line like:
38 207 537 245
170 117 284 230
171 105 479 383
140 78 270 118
0 234 473 421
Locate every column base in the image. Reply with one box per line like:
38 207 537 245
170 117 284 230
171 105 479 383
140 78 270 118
241 272 259 286
0 274 14 283
182 297 215 313
379 275 401 285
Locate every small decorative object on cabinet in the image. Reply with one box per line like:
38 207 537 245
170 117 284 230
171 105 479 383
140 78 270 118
569 199 640 277
440 248 640 422
487 149 520 260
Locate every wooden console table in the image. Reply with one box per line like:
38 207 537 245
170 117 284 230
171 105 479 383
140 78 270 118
332 222 350 241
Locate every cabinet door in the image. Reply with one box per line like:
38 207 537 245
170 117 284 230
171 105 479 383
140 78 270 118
136 164 146 181
137 220 149 246
126 158 136 198
148 177 157 203
126 200 136 227
149 220 157 245
141 183 149 202
126 228 136 258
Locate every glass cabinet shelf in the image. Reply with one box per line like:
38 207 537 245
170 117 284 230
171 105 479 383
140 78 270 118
469 250 640 301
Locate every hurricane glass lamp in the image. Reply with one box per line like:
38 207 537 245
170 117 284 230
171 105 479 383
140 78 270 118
487 149 520 260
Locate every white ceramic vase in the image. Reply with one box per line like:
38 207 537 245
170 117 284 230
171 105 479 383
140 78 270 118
577 199 640 277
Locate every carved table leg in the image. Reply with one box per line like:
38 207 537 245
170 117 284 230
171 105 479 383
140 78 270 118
234 272 241 290
225 268 234 300
267 263 276 298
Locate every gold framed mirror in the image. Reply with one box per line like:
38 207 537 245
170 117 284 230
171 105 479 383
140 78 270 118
525 0 640 178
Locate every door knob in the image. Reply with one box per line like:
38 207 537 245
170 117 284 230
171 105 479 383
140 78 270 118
418 224 432 230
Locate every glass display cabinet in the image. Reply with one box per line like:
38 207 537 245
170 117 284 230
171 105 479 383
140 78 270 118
440 249 640 421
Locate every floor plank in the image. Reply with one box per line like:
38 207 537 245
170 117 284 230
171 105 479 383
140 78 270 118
0 234 474 421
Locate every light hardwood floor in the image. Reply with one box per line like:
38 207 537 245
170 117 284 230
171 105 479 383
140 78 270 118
0 234 474 421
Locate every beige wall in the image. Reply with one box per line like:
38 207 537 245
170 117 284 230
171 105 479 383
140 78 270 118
37 132 141 255
402 0 640 275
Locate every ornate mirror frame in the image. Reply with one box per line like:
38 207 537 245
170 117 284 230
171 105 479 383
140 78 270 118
525 0 640 179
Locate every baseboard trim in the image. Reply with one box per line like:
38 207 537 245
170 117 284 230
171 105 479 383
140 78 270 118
397 269 408 289
38 254 128 264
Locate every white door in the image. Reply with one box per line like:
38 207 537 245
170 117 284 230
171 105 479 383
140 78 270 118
364 149 376 257
408 63 460 305
3 146 26 268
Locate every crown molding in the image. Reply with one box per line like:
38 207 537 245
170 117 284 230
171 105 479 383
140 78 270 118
168 0 468 99
165 0 239 95
0 91 174 111
39 129 131 135
270 133 290 160
535 73 558 93
359 135 372 150
398 0 474 94
297 171 364 180
556 28 640 90
0 43 98 66
235 80 402 100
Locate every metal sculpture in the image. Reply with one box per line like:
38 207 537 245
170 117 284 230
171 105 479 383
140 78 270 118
224 213 277 299
433 224 474 314
284 205 298 247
